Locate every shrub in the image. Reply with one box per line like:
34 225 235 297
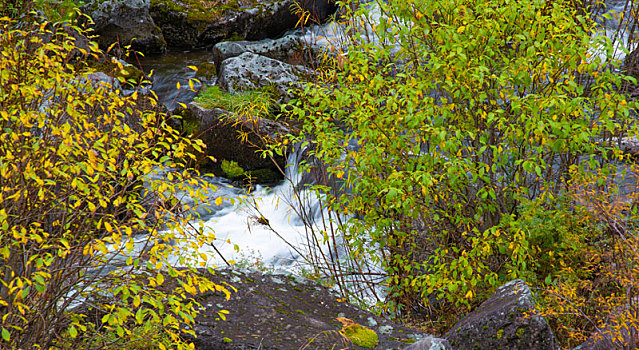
284 0 639 330
0 17 229 349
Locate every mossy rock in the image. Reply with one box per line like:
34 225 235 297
221 159 245 179
195 61 217 82
338 318 379 349
89 57 146 87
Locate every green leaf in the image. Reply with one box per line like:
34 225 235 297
2 328 9 341
68 326 78 338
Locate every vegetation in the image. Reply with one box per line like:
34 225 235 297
0 16 229 349
194 85 277 119
4 0 639 347
221 159 246 179
280 0 639 345
149 0 257 22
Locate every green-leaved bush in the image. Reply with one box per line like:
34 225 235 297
0 17 229 349
284 0 639 332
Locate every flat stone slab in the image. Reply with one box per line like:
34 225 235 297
190 269 429 349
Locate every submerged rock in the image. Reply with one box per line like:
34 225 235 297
189 269 428 349
84 0 166 54
444 279 559 350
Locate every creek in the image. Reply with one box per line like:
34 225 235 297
129 0 636 287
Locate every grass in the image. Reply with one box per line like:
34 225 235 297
193 85 276 119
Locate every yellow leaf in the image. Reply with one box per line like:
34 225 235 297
215 197 223 206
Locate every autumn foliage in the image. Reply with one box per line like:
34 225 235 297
0 17 228 349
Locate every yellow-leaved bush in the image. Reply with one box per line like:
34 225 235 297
0 17 229 349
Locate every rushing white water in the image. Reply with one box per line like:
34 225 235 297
145 149 336 276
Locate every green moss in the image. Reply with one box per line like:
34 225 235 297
195 62 217 81
150 0 258 23
221 159 245 178
340 324 379 349
193 85 276 119
222 337 233 343
516 327 526 338
225 32 245 42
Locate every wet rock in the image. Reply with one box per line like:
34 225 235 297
217 52 309 102
402 336 451 350
195 61 217 84
184 102 286 184
619 136 639 158
149 0 336 50
445 279 559 350
211 34 321 70
189 269 428 349
85 72 122 90
84 0 166 54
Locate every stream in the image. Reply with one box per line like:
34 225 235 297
132 47 332 272
128 0 637 285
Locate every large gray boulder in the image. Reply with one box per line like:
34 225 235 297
445 279 559 350
217 52 309 101
211 34 322 70
150 0 336 50
84 0 166 54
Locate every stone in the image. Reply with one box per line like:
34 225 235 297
402 336 451 350
211 34 322 70
217 52 309 102
195 61 217 84
185 102 286 183
445 279 559 350
149 0 336 50
84 0 166 54
85 72 121 90
186 269 428 349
